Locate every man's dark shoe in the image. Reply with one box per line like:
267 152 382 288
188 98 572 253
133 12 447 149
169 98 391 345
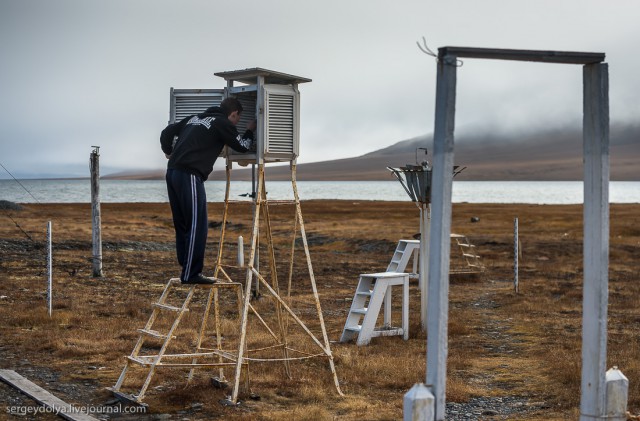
182 274 216 285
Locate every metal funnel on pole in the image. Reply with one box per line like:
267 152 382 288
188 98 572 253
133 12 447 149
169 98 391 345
388 150 464 330
388 151 432 330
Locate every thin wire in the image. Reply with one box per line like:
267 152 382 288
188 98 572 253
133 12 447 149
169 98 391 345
416 36 437 58
3 210 35 242
417 36 464 67
0 161 41 204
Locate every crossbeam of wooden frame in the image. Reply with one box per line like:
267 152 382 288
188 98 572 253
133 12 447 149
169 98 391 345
438 46 604 65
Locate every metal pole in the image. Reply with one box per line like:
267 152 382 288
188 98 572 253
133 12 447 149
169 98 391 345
580 62 610 421
419 203 430 330
47 221 52 317
90 146 103 277
426 53 457 420
514 217 519 294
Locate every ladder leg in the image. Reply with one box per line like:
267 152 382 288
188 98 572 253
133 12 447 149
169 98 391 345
357 281 387 346
260 176 291 378
112 360 130 392
403 278 409 340
291 164 343 396
188 286 216 382
384 286 392 328
231 165 264 404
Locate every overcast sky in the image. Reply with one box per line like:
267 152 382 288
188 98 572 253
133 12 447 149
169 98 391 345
1 0 639 179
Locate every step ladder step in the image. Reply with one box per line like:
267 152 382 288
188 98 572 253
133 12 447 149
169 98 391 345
137 328 175 340
371 327 404 337
152 302 187 312
462 253 480 258
127 356 153 366
341 270 410 346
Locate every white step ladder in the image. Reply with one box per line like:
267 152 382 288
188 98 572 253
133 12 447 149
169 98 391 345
340 272 409 346
386 239 421 277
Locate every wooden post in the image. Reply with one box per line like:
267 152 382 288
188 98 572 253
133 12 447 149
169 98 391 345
90 146 103 277
580 62 610 420
426 53 457 421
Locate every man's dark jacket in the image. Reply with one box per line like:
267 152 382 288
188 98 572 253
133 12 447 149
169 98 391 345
160 106 253 180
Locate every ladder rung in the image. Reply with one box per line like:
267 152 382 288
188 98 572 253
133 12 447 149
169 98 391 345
462 253 480 258
137 329 174 340
152 303 187 312
345 325 362 332
458 243 474 248
356 291 373 297
351 308 368 315
127 356 152 366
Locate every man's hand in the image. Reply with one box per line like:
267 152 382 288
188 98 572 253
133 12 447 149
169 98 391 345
247 119 257 132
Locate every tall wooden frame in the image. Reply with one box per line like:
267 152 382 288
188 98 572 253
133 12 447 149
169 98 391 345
209 161 343 404
425 47 608 420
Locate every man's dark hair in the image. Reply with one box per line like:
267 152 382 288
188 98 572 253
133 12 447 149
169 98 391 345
220 97 243 116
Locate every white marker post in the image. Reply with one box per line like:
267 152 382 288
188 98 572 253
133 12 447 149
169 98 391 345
514 217 519 294
237 235 244 268
404 383 435 421
605 367 628 420
47 221 52 317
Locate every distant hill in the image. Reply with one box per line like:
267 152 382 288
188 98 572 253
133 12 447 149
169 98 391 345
105 124 639 181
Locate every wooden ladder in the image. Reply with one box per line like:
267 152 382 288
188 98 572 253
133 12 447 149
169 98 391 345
110 277 242 404
340 272 409 346
450 233 484 272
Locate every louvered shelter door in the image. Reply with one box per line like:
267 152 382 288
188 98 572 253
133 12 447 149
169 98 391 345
169 88 224 124
263 84 299 162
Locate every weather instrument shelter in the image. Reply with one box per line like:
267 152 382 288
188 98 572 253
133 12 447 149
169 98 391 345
168 68 310 166
422 46 610 421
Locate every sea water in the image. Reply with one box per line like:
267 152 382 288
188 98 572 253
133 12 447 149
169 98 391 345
0 179 638 204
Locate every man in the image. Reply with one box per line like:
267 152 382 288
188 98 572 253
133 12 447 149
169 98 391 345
160 97 256 284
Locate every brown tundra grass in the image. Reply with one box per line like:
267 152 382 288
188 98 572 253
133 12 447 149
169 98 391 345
0 201 638 420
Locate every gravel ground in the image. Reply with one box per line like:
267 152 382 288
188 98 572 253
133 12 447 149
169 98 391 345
446 396 547 420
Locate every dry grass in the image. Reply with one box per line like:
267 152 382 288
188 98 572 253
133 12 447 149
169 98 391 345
0 201 638 419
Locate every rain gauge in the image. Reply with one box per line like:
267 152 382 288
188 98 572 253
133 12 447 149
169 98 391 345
388 150 465 328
